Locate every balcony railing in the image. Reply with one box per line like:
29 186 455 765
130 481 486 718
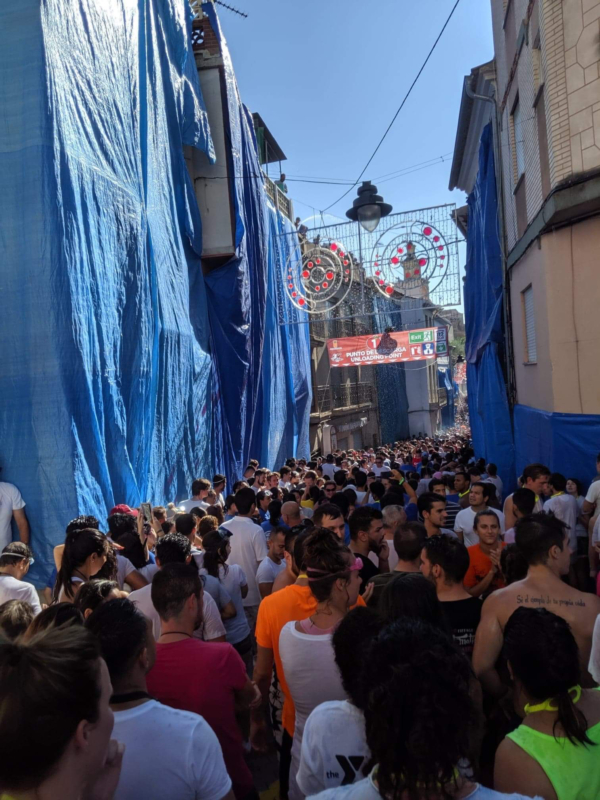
263 173 294 221
313 382 373 414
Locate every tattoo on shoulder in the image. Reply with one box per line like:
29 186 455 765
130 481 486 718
516 594 585 608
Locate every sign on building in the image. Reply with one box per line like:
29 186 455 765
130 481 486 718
326 327 448 368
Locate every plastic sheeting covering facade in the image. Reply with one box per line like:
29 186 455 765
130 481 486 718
464 124 516 496
373 297 410 444
201 4 311 480
438 367 456 430
514 405 600 488
0 0 310 584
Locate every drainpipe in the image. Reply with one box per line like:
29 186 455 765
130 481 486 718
464 74 517 409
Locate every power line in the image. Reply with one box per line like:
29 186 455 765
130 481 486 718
322 0 463 212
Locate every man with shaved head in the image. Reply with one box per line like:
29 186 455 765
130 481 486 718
281 501 303 530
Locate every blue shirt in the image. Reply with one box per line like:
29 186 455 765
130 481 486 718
262 520 288 535
344 522 351 546
405 502 418 521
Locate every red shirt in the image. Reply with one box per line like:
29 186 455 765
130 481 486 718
464 543 506 594
146 638 252 799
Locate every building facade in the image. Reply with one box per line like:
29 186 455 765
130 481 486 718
450 0 600 476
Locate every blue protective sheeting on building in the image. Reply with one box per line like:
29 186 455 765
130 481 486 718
0 0 217 584
0 0 311 585
464 123 516 495
514 405 600 488
202 5 310 480
373 297 410 443
438 367 455 429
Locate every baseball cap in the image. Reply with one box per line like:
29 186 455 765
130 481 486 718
109 504 139 517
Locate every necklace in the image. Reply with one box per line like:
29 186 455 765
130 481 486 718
159 631 192 639
525 685 581 714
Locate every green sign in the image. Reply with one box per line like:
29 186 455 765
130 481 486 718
436 342 448 354
409 330 434 344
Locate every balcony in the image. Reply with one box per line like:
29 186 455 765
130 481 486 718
313 382 374 415
438 387 448 407
263 173 294 222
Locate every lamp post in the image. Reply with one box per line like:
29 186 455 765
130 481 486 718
346 181 392 232
346 183 392 446
345 181 393 309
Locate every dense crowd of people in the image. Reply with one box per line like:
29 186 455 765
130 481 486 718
2 431 600 799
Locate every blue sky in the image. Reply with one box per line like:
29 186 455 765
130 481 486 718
218 0 495 307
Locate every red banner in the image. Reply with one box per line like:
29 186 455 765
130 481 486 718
326 327 448 368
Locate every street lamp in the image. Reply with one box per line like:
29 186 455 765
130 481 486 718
346 181 392 233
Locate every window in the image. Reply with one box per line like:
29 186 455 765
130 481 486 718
511 100 525 181
522 286 537 363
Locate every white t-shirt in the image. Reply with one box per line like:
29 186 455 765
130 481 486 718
589 613 600 684
279 621 346 800
298 700 368 796
0 482 25 550
139 563 159 583
544 493 579 551
112 700 231 800
454 507 505 547
0 574 41 615
129 582 225 641
322 463 337 480
484 475 504 502
585 480 600 515
222 516 267 607
202 573 232 614
116 554 138 589
178 498 209 513
370 465 386 477
203 565 249 646
308 773 541 800
256 556 286 587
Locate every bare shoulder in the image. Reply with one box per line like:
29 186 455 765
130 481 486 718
481 582 521 625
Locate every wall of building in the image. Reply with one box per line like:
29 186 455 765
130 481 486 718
509 235 553 410
547 0 600 177
491 0 600 252
545 215 600 413
510 215 600 414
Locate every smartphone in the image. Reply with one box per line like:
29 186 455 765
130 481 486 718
140 502 153 526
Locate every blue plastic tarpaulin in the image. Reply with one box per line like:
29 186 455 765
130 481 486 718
464 123 516 495
514 405 600 489
0 0 311 585
201 5 311 479
373 297 410 444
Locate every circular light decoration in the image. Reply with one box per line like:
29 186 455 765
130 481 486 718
368 220 451 300
284 240 353 313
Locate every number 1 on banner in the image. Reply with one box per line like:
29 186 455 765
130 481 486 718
370 338 378 349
